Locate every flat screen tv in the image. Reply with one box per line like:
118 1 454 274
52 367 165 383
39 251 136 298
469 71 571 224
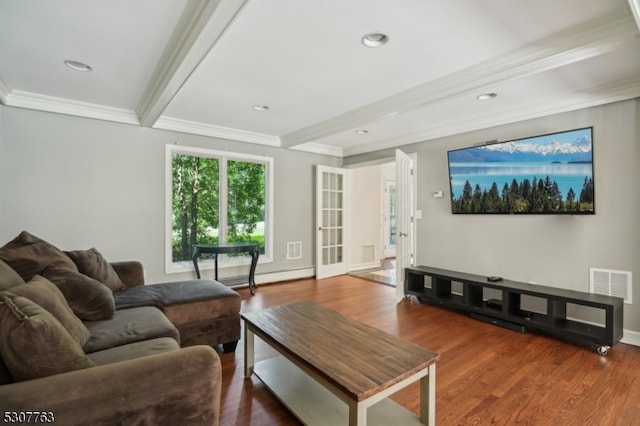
447 127 594 214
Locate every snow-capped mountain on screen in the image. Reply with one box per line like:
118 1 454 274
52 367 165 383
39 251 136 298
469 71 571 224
449 129 592 163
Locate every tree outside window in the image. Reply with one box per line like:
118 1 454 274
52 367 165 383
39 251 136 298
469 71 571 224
172 154 219 262
168 147 270 266
227 160 265 245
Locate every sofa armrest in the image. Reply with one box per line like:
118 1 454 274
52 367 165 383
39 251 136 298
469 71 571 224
111 261 145 288
0 346 221 426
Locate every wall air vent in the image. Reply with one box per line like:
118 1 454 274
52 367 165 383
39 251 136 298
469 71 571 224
286 242 302 260
590 268 632 304
362 245 375 263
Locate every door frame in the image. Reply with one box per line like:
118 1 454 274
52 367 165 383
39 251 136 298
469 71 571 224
315 165 349 279
343 155 418 294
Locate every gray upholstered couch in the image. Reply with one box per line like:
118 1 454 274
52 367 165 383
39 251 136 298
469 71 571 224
0 231 241 426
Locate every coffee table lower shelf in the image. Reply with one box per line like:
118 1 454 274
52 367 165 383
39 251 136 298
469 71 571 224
253 355 425 426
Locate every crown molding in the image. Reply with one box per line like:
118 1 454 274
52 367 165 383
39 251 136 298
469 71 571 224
290 142 343 157
343 76 640 157
154 116 280 146
6 90 140 125
283 12 640 149
155 116 343 156
136 0 248 127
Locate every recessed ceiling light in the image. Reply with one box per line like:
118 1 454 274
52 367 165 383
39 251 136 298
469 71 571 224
355 129 369 135
64 60 92 72
252 105 269 111
477 93 497 101
361 33 388 48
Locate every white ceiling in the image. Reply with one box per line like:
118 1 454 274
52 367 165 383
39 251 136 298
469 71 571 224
1 0 639 157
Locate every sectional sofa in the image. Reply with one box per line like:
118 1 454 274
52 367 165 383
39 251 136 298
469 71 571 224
0 231 242 426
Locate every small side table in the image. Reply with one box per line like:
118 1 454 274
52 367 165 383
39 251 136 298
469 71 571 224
192 242 260 295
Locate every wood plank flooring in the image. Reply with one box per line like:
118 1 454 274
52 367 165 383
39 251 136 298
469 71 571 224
219 275 640 426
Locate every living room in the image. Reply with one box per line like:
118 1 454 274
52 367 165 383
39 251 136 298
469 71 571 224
2 91 639 343
1 1 640 424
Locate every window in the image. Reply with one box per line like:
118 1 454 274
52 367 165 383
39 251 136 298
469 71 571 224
165 145 273 272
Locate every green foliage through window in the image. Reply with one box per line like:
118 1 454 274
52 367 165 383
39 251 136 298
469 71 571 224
227 160 265 243
171 150 268 263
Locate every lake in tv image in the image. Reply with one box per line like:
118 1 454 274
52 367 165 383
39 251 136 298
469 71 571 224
447 127 594 214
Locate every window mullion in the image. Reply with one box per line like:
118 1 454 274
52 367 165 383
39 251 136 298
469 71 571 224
219 157 228 245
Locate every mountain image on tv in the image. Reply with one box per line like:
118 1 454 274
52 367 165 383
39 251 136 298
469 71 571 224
447 127 594 214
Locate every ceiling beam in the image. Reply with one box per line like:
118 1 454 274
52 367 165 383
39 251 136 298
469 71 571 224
280 12 640 149
342 75 640 157
136 0 248 127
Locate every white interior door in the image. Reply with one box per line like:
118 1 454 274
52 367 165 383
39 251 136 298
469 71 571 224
383 179 397 258
395 150 413 302
316 165 348 279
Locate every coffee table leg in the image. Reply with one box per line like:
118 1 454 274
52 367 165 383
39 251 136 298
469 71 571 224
420 363 436 426
348 401 366 426
244 322 254 378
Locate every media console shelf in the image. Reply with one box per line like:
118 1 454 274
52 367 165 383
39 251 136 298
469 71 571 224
405 266 624 354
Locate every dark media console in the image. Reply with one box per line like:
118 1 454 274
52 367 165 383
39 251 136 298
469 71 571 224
405 266 624 354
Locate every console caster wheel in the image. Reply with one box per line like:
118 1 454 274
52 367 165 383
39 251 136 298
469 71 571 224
596 345 609 355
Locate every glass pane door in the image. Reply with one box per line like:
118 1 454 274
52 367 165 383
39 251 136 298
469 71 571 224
316 166 347 279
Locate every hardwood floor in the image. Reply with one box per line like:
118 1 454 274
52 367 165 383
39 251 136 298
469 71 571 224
349 258 396 287
219 275 640 426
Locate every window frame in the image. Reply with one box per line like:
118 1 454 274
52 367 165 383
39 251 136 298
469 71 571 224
165 144 274 274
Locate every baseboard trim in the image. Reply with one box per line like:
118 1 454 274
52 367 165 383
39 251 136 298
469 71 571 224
348 262 380 272
255 268 315 285
622 329 640 347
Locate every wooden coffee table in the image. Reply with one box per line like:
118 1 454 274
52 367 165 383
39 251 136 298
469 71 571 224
242 301 439 425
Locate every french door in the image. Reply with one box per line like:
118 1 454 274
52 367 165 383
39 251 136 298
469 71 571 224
395 150 414 302
316 165 348 279
383 179 397 259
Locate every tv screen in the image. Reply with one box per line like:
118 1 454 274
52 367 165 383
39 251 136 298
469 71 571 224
447 127 594 214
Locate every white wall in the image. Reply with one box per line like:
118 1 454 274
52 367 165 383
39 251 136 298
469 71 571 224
347 161 395 270
347 165 382 270
2 100 638 335
345 99 640 334
0 106 341 284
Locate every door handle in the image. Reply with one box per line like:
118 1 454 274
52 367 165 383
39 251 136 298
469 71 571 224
399 232 408 237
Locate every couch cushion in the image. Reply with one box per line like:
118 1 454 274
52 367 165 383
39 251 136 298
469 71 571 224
6 275 90 346
43 266 115 321
0 231 77 281
114 280 241 323
110 261 145 288
0 259 25 291
87 337 180 366
0 357 11 385
0 294 95 382
65 247 125 291
83 306 179 353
